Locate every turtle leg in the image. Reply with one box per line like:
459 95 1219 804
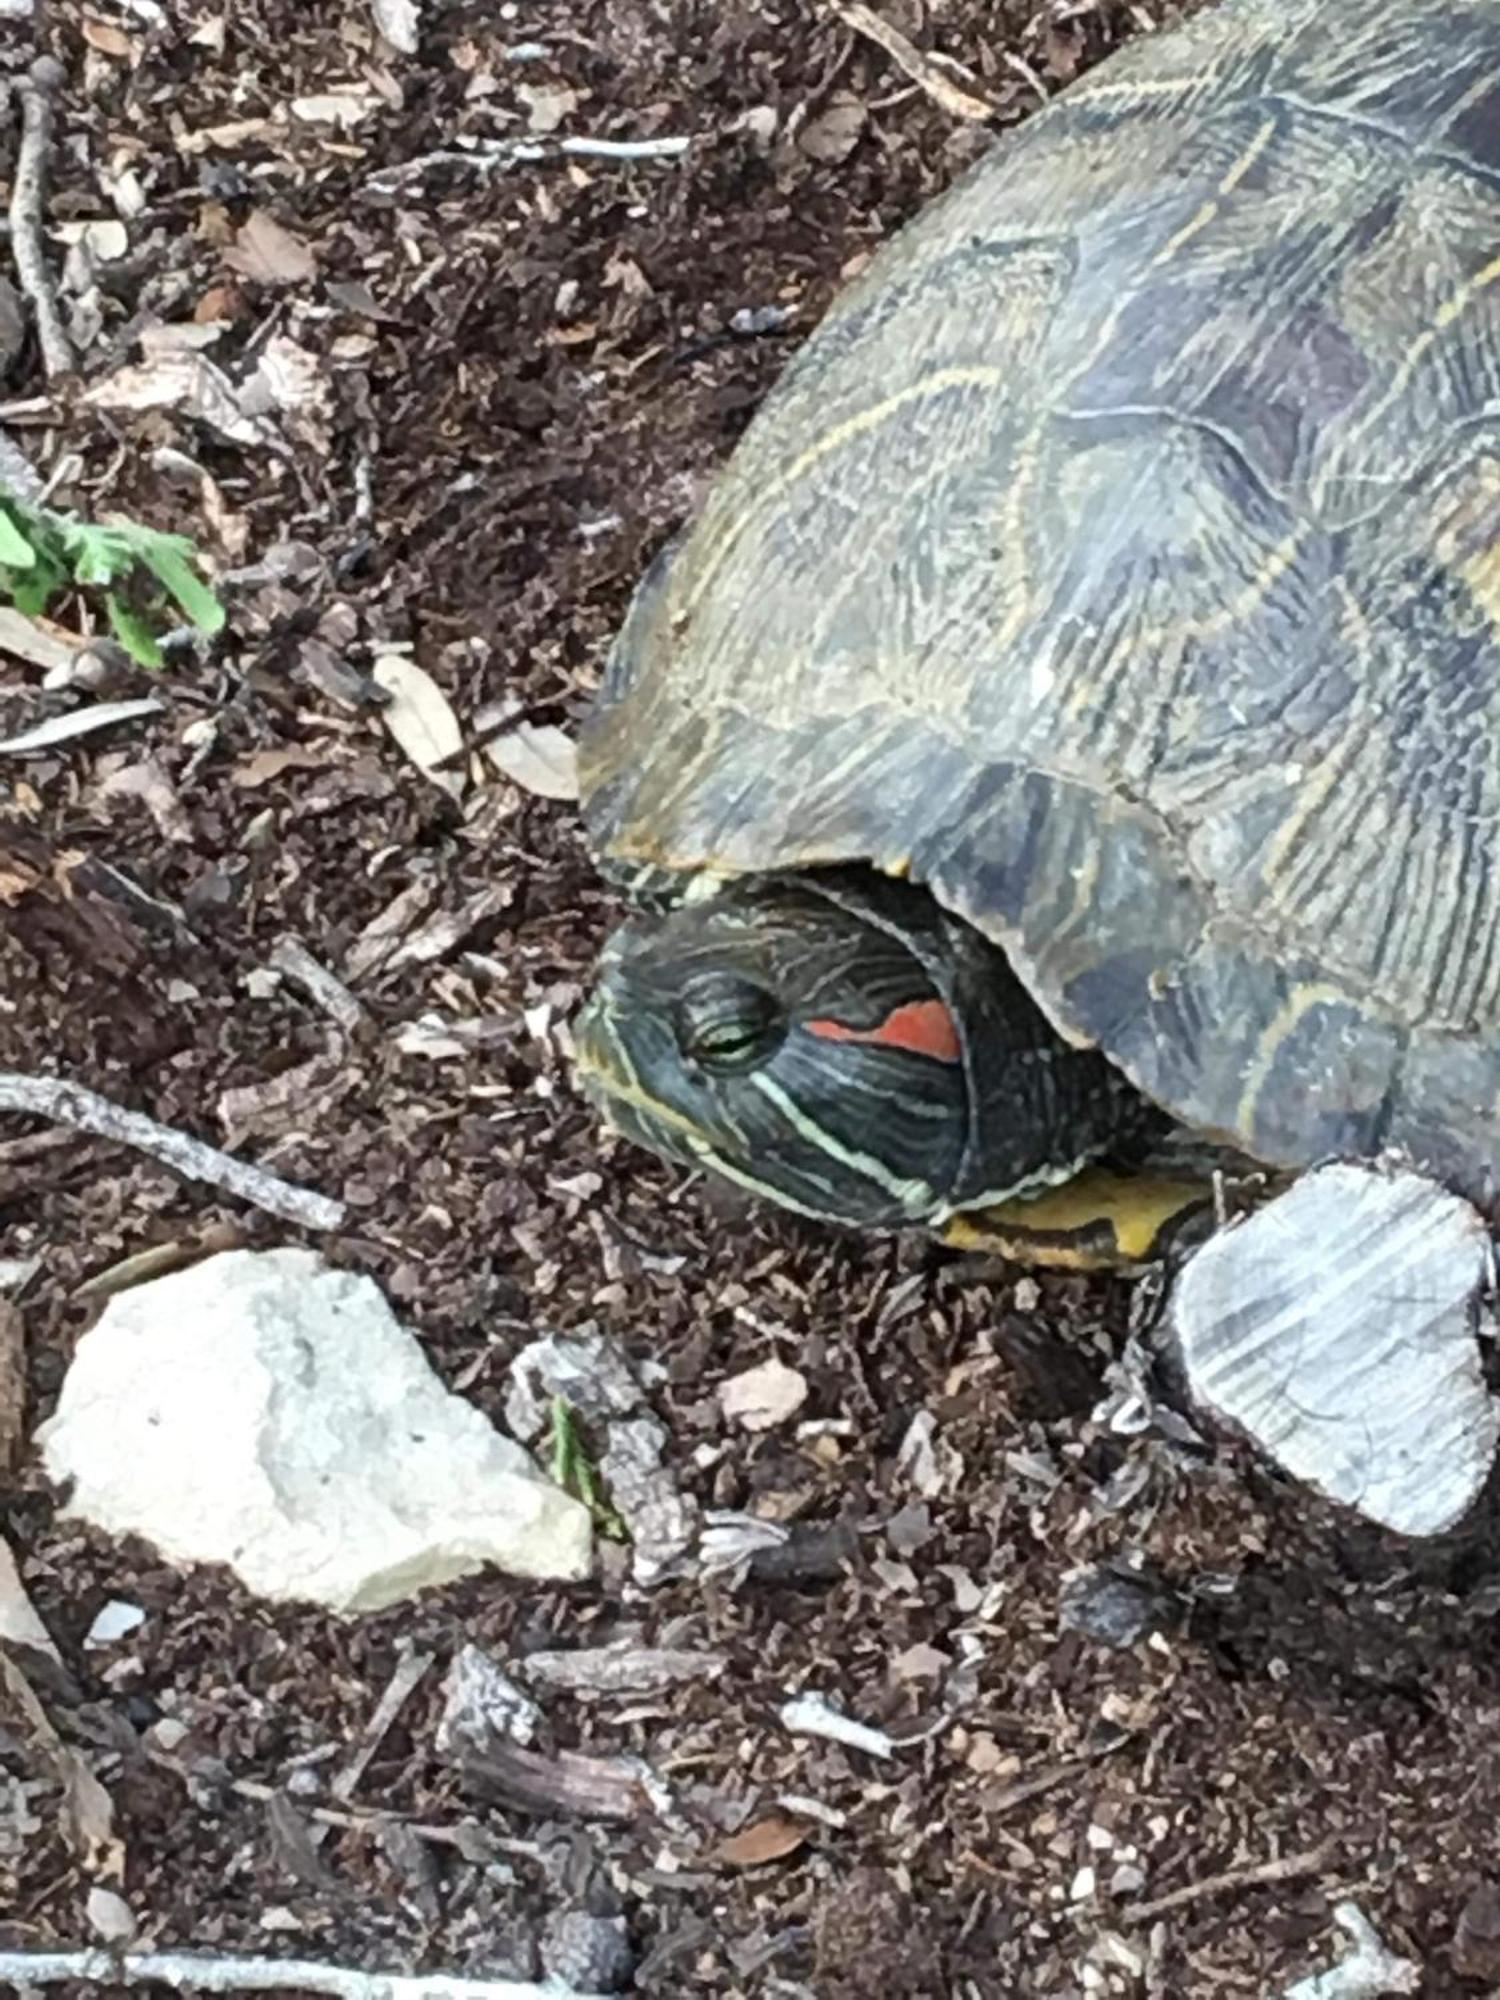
940 1166 1220 1271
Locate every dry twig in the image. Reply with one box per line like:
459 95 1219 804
8 58 76 379
829 2 997 121
269 938 368 1033
0 1950 607 1998
0 1072 346 1231
365 132 689 192
1121 1845 1331 1924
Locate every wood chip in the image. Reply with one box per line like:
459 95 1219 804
450 1739 663 1822
0 607 80 673
520 1642 728 1695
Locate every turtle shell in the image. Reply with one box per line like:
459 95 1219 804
578 0 1500 1202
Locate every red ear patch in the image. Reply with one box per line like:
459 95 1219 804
805 997 962 1064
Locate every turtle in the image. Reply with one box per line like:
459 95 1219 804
570 0 1500 1272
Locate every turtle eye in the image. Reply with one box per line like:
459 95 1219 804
675 973 785 1076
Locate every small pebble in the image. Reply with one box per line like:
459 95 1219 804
540 1910 634 1994
84 1599 146 1649
86 1887 136 1946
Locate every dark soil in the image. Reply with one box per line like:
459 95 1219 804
3 2 1500 1996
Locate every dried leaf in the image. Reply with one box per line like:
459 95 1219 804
83 351 270 448
829 2 996 121
225 210 317 287
488 722 578 801
714 1815 811 1868
372 655 464 790
82 17 135 57
0 698 163 757
98 758 193 843
64 1751 124 1878
194 284 243 324
798 93 867 163
178 116 277 155
230 744 330 789
249 334 328 417
718 1357 809 1432
73 1223 241 1302
891 1641 950 1682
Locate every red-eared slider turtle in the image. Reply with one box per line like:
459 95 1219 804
572 0 1500 1268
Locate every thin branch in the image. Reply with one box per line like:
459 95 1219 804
0 1949 607 1999
1121 1845 1332 1924
0 1072 346 1231
364 132 689 192
828 2 997 121
8 58 76 379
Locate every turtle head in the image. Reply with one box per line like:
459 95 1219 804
574 869 1132 1232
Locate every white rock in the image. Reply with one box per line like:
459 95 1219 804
38 1248 592 1613
1172 1164 1498 1537
1281 1900 1420 1998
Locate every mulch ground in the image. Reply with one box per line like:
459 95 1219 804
4 2 1500 1995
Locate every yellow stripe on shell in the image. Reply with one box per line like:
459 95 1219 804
681 365 1006 624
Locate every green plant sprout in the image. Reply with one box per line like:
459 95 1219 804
547 1395 628 1541
0 490 225 669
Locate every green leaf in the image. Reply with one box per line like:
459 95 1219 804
7 548 65 617
106 592 164 669
546 1396 628 1541
0 510 37 569
69 528 136 588
137 540 225 636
